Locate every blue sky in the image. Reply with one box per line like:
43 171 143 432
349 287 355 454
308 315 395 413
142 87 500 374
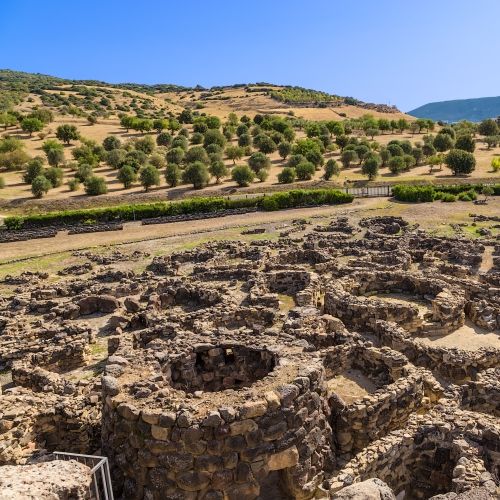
1 0 499 111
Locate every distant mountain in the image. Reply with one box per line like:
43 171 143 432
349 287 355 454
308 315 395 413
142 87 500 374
409 96 500 123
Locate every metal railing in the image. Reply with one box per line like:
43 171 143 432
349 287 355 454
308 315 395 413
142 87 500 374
53 451 114 500
344 185 393 197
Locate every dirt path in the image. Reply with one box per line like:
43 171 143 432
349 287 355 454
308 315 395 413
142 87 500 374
479 246 495 273
0 198 379 262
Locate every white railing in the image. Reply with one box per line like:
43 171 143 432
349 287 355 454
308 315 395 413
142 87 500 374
53 451 114 500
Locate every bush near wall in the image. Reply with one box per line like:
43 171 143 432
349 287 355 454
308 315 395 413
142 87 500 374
3 189 353 230
392 184 500 203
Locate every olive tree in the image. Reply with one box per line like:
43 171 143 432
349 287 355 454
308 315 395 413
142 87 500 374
445 149 476 176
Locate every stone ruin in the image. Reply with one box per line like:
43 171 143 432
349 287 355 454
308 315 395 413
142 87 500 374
0 216 499 499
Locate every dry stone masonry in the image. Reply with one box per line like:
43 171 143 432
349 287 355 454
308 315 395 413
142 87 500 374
0 216 499 498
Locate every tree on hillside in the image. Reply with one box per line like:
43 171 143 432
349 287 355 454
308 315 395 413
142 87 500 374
397 119 408 133
324 159 340 180
21 117 43 136
118 165 137 189
139 164 160 191
164 163 181 187
225 145 244 164
294 161 315 181
23 157 44 184
203 129 226 149
445 149 476 176
84 175 108 195
166 147 185 165
182 161 210 189
340 149 358 168
153 119 169 134
31 175 52 198
478 119 499 137
103 136 121 151
157 132 172 147
335 135 349 151
231 165 255 187
248 152 270 173
433 133 454 152
209 160 228 183
362 154 381 180
120 115 135 132
277 167 297 184
455 134 475 153
56 124 80 144
45 167 64 187
185 146 209 164
388 156 406 175
278 141 292 160
0 112 17 130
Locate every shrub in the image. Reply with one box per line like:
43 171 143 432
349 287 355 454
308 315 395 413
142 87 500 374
231 165 255 187
45 167 64 188
392 185 435 202
440 193 457 202
0 149 31 171
256 168 269 182
31 175 52 198
67 178 81 192
103 136 121 151
157 132 172 147
75 163 94 182
277 167 297 184
84 176 108 196
491 157 500 172
4 188 354 229
260 189 353 211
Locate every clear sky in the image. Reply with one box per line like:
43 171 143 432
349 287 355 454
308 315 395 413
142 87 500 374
1 0 499 111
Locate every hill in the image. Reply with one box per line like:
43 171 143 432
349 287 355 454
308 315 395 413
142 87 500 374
0 69 407 121
409 96 500 123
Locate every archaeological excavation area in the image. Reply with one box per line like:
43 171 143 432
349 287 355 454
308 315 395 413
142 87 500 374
0 213 499 499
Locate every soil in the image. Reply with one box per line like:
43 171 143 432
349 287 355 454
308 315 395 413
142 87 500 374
325 368 378 404
417 320 500 350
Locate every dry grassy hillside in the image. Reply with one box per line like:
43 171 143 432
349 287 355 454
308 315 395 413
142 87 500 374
0 72 498 213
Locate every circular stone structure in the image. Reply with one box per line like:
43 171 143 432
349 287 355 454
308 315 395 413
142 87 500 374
101 334 334 500
324 270 466 335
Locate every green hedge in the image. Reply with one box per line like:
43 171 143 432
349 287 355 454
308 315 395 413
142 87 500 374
392 184 500 203
3 189 353 230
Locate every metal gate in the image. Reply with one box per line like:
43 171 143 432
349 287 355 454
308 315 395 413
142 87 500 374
344 185 392 197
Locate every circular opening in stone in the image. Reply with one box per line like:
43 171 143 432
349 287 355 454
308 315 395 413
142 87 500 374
169 345 277 393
